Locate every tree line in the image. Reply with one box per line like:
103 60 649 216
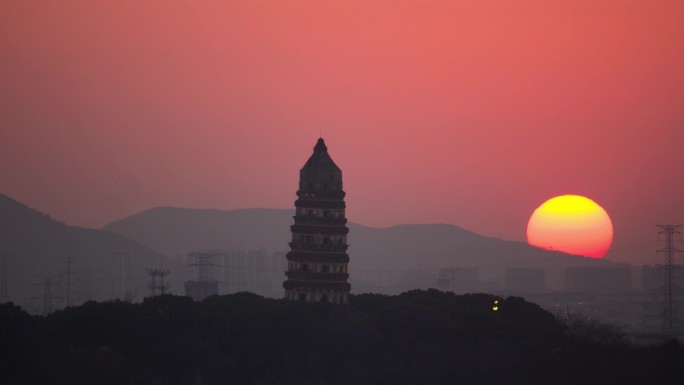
1 289 682 384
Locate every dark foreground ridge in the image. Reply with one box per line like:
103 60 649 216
1 290 682 385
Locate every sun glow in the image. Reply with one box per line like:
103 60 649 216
527 195 613 258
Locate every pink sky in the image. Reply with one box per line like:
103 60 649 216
2 1 684 261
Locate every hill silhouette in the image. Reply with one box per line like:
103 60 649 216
0 193 176 311
1 290 681 385
104 207 625 292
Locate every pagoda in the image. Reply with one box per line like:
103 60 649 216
283 138 350 303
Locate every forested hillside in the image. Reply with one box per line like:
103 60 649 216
1 290 682 385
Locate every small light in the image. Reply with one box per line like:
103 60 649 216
492 306 499 311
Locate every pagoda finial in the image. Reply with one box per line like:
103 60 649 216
314 137 327 152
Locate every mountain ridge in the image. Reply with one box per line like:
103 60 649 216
0 193 175 311
103 206 626 292
0 192 630 309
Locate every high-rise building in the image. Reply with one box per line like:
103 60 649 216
505 268 546 293
437 267 480 294
283 138 350 303
565 267 631 293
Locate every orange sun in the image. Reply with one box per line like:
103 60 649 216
527 195 613 258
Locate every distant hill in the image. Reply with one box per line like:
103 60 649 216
104 207 626 292
104 207 294 258
0 193 177 312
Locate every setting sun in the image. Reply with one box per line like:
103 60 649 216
527 195 613 258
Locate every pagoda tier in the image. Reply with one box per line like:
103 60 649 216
283 138 351 303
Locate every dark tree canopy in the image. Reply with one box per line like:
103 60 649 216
0 290 682 385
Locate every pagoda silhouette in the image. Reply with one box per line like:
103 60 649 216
283 138 351 303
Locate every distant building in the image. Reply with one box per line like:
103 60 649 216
283 138 351 303
222 249 287 297
565 267 631 293
437 267 480 294
184 280 218 301
222 249 247 293
641 264 684 292
505 268 546 293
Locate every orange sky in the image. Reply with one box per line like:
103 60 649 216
2 1 684 261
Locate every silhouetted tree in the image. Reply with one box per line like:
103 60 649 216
1 290 683 385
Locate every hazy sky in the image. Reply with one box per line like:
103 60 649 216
2 1 684 258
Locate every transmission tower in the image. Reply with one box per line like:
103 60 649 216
41 276 53 315
146 268 157 296
188 251 219 281
62 256 74 307
0 254 8 303
146 268 170 296
185 251 219 300
32 276 61 315
657 225 682 333
117 250 132 301
83 267 93 301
